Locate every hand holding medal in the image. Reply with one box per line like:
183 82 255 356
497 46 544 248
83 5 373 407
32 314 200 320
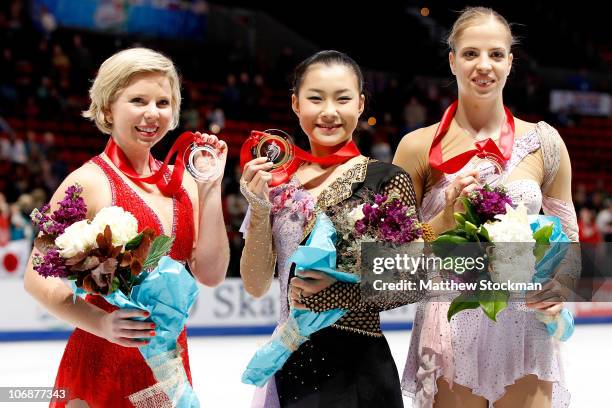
105 131 226 196
240 129 298 188
185 132 226 183
240 129 361 188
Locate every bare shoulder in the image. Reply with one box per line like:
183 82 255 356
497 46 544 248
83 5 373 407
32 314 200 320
70 161 108 190
49 161 111 216
513 117 539 138
181 172 199 202
396 123 439 154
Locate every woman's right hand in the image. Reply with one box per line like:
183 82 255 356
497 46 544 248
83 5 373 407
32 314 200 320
97 308 156 347
240 157 274 202
444 169 480 212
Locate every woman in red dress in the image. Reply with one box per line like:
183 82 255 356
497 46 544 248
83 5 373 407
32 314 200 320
23 48 230 407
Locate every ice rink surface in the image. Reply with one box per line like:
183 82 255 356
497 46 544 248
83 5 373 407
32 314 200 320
1 324 610 407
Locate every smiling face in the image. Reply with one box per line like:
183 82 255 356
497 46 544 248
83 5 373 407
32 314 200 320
449 17 513 101
105 72 173 150
291 63 365 151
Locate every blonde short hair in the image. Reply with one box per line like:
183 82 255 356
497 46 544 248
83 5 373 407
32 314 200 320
83 48 181 134
447 7 516 52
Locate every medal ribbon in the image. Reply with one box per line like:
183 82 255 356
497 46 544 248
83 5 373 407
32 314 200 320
104 131 202 195
429 101 515 174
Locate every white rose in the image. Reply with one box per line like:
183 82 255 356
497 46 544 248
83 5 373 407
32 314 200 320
348 204 365 225
91 206 139 247
55 220 97 258
485 203 535 243
484 203 537 289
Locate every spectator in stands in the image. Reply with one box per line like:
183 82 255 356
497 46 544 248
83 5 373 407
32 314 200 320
402 96 427 134
30 188 46 212
224 180 248 232
10 132 26 164
0 192 9 245
573 182 589 212
51 44 70 77
591 189 606 212
596 199 612 242
238 71 257 119
0 131 12 160
0 48 18 115
271 45 296 87
393 7 578 407
380 77 403 120
579 207 602 244
25 130 42 160
23 47 229 407
69 34 93 87
220 73 240 119
9 193 33 242
36 5 57 38
206 106 225 134
251 73 268 119
371 133 392 163
40 131 55 158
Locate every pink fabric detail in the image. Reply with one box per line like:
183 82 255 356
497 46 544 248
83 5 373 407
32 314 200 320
542 195 579 242
414 301 454 407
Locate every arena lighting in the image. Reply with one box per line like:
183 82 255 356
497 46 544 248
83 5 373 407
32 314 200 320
420 7 430 17
367 116 377 126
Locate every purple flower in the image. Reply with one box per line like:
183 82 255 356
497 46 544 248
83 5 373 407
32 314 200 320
355 219 367 235
468 185 513 223
30 204 51 228
354 196 422 244
33 249 68 278
374 194 387 206
31 184 87 235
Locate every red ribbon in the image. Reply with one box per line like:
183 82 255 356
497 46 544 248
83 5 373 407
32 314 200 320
104 131 200 196
240 131 361 187
429 101 515 174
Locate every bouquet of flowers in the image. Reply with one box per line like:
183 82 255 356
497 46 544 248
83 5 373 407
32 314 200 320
30 184 200 407
433 185 574 340
242 192 423 387
331 192 423 274
31 184 173 296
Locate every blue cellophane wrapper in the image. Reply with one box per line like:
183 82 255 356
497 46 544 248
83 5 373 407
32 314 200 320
529 215 575 341
73 256 200 407
242 214 359 387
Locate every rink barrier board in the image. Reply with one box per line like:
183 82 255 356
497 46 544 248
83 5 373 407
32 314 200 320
2 318 612 342
3 278 612 341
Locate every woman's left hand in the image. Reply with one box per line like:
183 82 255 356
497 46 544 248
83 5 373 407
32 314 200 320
525 279 569 316
289 271 336 310
192 131 227 187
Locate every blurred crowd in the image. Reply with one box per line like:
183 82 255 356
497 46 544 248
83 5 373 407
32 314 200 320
1 0 610 278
